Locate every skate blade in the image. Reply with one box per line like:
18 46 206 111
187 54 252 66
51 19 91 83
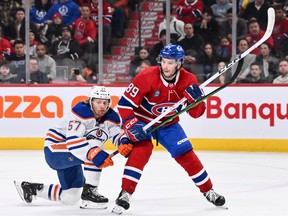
112 204 126 215
79 200 108 209
217 205 228 210
13 181 25 202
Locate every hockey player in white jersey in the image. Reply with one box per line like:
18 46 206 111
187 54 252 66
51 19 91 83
14 86 133 209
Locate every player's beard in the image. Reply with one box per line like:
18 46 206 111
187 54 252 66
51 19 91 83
160 66 178 81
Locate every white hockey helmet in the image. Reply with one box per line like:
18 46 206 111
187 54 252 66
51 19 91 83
89 85 111 108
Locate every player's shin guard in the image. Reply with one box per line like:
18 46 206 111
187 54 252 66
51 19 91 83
121 140 153 194
175 150 212 192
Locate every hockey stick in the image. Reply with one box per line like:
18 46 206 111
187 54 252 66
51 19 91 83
142 7 275 132
110 8 275 157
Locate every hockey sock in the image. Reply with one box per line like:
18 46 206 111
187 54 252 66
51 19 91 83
83 162 102 186
37 184 62 202
175 150 212 193
122 140 153 194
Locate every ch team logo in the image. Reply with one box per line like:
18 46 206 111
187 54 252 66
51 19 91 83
151 103 178 117
85 128 108 142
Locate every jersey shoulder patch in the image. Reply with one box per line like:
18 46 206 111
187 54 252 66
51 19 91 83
72 102 94 119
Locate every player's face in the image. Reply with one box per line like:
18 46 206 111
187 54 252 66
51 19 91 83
91 98 109 117
161 57 179 80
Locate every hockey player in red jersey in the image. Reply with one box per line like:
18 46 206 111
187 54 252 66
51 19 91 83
112 44 225 214
14 86 132 209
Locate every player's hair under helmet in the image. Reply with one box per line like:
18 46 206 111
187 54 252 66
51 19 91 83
89 86 111 111
159 43 185 62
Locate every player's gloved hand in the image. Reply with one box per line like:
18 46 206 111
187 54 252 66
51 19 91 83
123 116 147 143
118 137 133 157
192 9 201 18
183 84 204 103
87 147 113 168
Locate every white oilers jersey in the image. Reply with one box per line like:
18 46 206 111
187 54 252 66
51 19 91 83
44 101 121 162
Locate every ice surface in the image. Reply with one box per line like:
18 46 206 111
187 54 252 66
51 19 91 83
1 150 288 216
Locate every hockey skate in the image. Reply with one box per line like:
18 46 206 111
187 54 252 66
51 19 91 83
80 184 109 209
204 189 226 207
14 181 43 203
112 190 131 215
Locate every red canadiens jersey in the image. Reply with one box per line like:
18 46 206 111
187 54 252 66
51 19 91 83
176 0 203 24
117 66 206 126
0 37 11 60
272 18 288 40
72 18 97 45
246 30 274 55
89 2 112 25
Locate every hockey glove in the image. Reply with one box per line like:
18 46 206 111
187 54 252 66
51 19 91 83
87 147 114 168
183 84 204 103
123 116 147 143
117 136 133 157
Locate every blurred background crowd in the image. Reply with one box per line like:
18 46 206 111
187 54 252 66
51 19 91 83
0 0 288 84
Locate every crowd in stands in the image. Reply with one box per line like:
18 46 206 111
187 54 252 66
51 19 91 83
0 0 288 84
0 0 137 84
129 0 288 84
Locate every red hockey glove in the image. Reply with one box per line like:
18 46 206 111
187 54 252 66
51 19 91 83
183 84 204 103
118 136 133 157
87 147 114 168
122 117 147 143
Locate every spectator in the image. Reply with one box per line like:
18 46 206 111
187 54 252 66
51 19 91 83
50 26 82 61
88 0 113 54
255 42 279 83
30 0 53 30
19 57 50 84
0 0 21 35
4 7 39 45
229 38 256 82
241 0 269 30
0 26 11 60
35 43 56 81
237 62 268 83
197 42 219 83
216 36 232 63
29 31 39 57
0 60 19 84
272 4 288 58
150 29 174 61
135 60 151 76
273 58 288 83
106 0 129 38
215 61 226 84
6 39 26 76
246 18 274 55
49 26 83 72
194 7 220 45
128 47 157 78
219 8 247 42
210 0 232 24
178 23 205 60
42 13 67 46
175 0 203 24
72 4 96 52
158 3 185 42
45 0 81 25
